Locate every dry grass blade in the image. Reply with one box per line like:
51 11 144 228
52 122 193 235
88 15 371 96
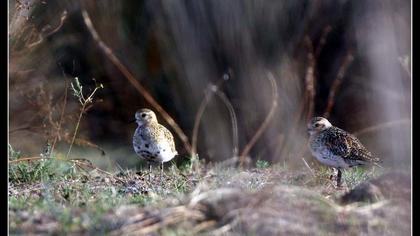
323 52 354 118
302 157 316 178
81 9 192 154
239 73 278 166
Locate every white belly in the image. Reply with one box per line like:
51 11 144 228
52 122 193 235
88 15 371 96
310 149 349 169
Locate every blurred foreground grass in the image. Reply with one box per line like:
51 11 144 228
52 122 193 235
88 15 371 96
9 146 410 235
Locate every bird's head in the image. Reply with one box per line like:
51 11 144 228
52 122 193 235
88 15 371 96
307 117 332 135
134 108 158 126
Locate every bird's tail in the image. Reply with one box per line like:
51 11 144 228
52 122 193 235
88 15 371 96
372 162 384 168
371 156 383 168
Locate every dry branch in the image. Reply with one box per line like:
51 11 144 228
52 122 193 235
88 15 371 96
27 10 68 48
352 119 411 137
81 9 192 153
239 73 278 166
304 36 316 122
315 25 333 58
323 52 354 118
214 88 239 157
191 77 228 156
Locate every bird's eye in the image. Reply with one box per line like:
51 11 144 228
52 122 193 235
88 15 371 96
315 123 321 127
141 113 146 118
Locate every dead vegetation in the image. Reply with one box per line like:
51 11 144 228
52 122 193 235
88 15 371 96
9 155 411 235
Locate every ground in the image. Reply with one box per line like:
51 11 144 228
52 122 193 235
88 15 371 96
8 150 411 235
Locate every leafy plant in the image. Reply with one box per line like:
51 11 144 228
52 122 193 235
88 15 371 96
67 77 103 158
256 159 270 169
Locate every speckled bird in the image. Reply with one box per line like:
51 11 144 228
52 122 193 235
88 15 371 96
132 108 178 180
307 117 380 187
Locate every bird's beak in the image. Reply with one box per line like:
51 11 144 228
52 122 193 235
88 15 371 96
128 119 136 124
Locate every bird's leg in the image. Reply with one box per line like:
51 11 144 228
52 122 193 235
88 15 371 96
148 163 152 182
160 162 163 183
329 168 337 180
336 168 342 187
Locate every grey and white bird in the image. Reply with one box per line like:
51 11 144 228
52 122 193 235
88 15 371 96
132 108 178 181
307 117 380 187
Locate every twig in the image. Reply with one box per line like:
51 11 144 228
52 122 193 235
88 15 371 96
66 78 102 159
239 73 278 166
81 9 192 153
323 52 354 118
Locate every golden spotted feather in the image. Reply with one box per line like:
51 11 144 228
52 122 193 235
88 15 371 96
318 126 380 166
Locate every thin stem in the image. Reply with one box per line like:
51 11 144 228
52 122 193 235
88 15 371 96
66 103 86 159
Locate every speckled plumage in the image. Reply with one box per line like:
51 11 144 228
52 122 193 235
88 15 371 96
307 117 380 186
133 108 178 166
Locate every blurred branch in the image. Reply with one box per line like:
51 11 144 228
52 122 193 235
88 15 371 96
303 36 316 122
27 10 68 48
398 55 411 79
9 126 32 134
315 25 332 59
239 73 278 166
63 134 106 156
191 85 216 157
213 88 239 157
191 75 232 157
352 119 410 137
81 9 192 154
275 98 306 161
323 52 354 118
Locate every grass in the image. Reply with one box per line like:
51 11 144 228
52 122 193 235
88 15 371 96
8 145 410 235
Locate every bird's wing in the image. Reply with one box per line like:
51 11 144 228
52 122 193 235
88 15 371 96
346 133 380 163
138 125 159 143
325 127 379 164
159 124 177 154
322 127 352 157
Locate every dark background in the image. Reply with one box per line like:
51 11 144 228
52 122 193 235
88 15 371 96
9 0 411 170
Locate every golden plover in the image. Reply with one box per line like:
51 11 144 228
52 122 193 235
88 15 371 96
132 108 178 181
307 117 380 187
